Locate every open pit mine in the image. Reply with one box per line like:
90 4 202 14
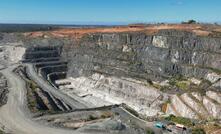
0 24 221 134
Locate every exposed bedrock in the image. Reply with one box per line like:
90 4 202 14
166 91 221 119
22 30 221 84
61 31 220 80
56 73 168 116
59 30 221 118
0 73 8 107
22 44 67 82
39 65 67 79
23 46 62 61
22 30 221 118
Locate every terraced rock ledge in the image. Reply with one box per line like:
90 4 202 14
0 24 221 134
20 29 221 120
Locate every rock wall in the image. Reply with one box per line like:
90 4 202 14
0 73 8 107
21 30 221 118
22 30 221 84
166 91 221 119
62 30 221 83
58 30 221 118
56 73 168 116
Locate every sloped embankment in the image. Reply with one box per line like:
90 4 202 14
14 66 72 114
0 73 8 107
166 91 221 119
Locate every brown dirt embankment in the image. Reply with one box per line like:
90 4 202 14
23 24 221 39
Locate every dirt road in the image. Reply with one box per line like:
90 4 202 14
0 64 160 134
0 65 83 134
26 64 91 109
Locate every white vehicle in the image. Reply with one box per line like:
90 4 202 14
176 124 186 130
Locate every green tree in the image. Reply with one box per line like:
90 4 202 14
182 20 197 24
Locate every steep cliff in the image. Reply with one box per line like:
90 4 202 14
62 30 221 89
21 29 221 118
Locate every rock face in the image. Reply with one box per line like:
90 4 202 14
56 74 168 116
169 95 198 119
166 91 221 119
21 29 221 118
21 30 221 88
4 45 26 63
62 30 221 83
0 73 8 107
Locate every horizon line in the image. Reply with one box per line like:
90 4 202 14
0 21 220 26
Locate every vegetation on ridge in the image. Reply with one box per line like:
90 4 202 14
165 114 194 127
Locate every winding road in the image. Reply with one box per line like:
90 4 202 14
0 64 160 134
0 65 83 134
115 107 162 134
25 64 91 109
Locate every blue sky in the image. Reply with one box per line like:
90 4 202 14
0 0 220 24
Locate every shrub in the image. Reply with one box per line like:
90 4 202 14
146 128 155 134
29 81 38 91
88 115 97 121
168 79 176 86
192 128 206 134
187 20 197 24
152 83 161 89
160 86 171 92
165 115 194 127
176 81 189 90
174 74 186 81
0 130 5 134
182 20 197 24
